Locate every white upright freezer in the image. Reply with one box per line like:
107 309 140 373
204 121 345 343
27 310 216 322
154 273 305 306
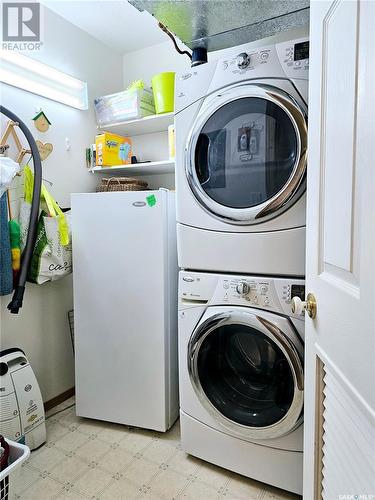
71 190 178 432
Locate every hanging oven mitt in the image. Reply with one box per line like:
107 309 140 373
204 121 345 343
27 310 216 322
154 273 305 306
0 193 13 296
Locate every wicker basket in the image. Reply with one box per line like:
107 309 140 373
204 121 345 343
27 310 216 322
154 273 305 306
97 177 148 192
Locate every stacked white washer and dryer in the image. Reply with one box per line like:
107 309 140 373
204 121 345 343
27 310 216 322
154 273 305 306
175 30 309 495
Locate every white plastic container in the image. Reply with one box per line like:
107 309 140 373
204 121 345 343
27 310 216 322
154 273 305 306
0 439 30 500
94 88 156 126
0 349 46 450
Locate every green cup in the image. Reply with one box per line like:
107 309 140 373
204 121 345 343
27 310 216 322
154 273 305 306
151 72 175 114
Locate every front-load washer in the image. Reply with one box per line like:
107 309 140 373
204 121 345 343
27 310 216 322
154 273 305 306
178 270 305 494
175 32 309 276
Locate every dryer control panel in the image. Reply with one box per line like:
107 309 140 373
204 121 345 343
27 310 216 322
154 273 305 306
179 271 305 320
275 38 309 79
206 36 309 95
219 37 309 78
175 35 308 114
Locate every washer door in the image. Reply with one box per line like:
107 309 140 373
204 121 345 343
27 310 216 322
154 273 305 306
185 83 307 225
188 308 304 440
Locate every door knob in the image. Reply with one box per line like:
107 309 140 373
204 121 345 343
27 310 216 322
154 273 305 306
291 293 317 319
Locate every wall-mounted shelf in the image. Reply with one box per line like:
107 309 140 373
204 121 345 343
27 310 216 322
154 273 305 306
90 160 175 176
98 112 174 137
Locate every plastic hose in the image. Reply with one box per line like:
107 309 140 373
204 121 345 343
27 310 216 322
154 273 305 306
0 105 42 313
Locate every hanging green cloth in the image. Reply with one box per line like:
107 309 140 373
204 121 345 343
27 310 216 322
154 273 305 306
9 219 21 287
0 192 13 295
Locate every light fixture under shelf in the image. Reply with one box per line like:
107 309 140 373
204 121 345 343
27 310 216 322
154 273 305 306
89 160 175 176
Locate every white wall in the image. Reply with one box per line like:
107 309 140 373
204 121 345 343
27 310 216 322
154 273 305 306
0 7 124 402
123 40 191 89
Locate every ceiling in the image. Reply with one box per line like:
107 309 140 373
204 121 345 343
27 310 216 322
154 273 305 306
43 0 309 55
42 0 168 53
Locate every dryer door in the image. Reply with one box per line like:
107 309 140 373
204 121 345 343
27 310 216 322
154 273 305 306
188 307 304 440
186 83 307 224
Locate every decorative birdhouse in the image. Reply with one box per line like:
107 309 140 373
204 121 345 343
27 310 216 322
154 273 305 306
32 111 51 132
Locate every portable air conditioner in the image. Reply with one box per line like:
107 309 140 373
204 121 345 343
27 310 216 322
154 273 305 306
0 349 46 450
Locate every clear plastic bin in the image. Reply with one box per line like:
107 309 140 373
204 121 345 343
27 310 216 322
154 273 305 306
0 439 30 500
94 88 155 126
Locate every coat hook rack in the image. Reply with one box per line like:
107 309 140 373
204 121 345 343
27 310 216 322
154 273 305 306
0 120 32 165
0 120 33 221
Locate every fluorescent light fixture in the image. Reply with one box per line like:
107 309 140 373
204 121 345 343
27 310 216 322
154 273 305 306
0 50 88 110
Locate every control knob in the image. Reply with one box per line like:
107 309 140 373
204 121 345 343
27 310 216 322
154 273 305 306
236 52 250 69
236 281 250 296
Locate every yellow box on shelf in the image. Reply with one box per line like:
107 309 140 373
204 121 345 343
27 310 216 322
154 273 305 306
95 132 132 167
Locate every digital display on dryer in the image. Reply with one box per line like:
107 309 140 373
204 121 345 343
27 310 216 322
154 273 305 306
294 41 309 61
291 284 305 300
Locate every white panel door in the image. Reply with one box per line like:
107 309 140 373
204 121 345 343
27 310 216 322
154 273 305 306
72 191 169 431
303 1 375 497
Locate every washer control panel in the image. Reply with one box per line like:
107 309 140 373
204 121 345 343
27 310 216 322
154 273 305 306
179 271 305 319
221 277 272 308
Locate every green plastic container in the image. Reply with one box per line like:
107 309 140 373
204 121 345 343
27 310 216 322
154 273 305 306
151 72 175 114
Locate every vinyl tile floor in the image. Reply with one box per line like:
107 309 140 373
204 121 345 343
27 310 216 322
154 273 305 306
16 398 301 500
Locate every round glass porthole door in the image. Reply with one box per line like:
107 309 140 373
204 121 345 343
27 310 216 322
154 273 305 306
188 311 304 440
186 84 307 224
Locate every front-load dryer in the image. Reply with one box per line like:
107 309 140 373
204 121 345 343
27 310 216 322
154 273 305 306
178 271 305 494
175 32 309 276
